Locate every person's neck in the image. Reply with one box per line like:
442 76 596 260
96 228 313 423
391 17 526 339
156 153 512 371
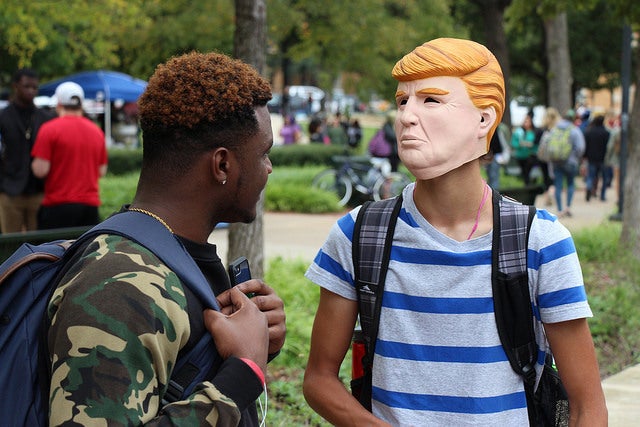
131 190 215 245
57 108 83 117
412 163 492 241
13 99 34 110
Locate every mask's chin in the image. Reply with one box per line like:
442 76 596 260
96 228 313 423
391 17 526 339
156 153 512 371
402 145 488 180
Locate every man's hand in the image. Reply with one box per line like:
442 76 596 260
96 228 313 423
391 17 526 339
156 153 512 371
218 279 286 355
204 287 269 374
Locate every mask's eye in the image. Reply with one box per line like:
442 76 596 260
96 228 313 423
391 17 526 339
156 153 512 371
425 97 439 103
397 98 408 106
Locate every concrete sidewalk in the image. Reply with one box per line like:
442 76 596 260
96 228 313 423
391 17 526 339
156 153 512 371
209 183 636 426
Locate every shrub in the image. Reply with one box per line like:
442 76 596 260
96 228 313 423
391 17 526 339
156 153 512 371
574 223 640 377
99 171 139 219
269 144 352 167
107 148 143 175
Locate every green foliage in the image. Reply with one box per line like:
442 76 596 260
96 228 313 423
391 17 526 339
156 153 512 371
107 149 143 176
1 0 145 79
265 165 344 213
99 171 139 219
573 222 623 263
264 257 318 366
263 257 328 425
573 224 640 376
266 185 342 213
269 0 463 100
121 0 235 79
269 144 353 167
264 257 350 426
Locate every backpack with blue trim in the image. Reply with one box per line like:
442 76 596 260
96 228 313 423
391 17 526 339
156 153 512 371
0 210 223 426
350 192 569 426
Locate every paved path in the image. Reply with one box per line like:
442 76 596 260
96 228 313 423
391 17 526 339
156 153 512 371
209 183 636 426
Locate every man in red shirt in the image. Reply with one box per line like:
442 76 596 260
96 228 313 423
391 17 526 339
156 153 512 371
31 81 108 229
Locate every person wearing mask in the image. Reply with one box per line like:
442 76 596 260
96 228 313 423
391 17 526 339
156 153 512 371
303 37 606 426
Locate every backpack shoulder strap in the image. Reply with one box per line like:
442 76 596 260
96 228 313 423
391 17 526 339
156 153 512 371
80 210 219 310
491 190 537 384
352 195 402 407
74 210 221 403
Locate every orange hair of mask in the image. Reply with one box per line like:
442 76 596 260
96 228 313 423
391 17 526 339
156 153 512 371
392 38 505 150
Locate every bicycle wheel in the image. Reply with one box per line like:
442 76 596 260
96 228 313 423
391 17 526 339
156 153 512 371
312 169 353 206
372 172 411 201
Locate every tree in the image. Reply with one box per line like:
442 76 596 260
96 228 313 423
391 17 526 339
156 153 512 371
603 0 640 258
622 36 640 257
542 11 573 114
120 0 235 79
227 0 268 277
0 0 144 82
452 0 513 125
267 0 461 100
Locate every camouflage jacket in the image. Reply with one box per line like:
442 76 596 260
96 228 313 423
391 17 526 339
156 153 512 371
47 234 263 426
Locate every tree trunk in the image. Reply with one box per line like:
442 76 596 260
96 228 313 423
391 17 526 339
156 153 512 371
543 12 573 114
479 0 512 126
229 0 267 278
620 45 640 259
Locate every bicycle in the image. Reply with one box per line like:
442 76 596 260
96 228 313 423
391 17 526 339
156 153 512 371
312 154 412 206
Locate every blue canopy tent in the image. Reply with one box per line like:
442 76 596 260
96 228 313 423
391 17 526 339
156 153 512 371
38 70 147 144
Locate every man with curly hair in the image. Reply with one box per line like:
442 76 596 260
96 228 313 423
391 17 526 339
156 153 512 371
47 52 285 426
304 38 606 425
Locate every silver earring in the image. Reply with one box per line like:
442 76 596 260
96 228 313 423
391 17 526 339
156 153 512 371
222 179 227 185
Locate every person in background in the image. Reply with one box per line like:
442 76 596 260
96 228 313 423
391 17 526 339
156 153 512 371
583 114 610 202
484 121 510 189
31 82 107 229
548 109 586 217
368 113 400 172
303 37 606 426
327 114 348 146
510 114 538 185
46 51 286 426
279 114 301 145
347 119 363 149
537 107 561 206
0 68 54 232
309 116 328 144
604 111 621 202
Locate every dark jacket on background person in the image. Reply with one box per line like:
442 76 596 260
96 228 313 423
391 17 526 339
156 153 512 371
0 103 53 195
584 117 610 164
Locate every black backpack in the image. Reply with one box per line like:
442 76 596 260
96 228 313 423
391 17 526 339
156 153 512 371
351 192 569 426
0 211 224 426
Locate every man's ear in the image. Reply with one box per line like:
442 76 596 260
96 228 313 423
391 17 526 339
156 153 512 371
478 106 497 139
211 147 231 184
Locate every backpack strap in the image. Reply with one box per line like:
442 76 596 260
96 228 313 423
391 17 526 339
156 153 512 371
491 190 537 386
80 210 219 310
70 210 221 402
352 195 402 409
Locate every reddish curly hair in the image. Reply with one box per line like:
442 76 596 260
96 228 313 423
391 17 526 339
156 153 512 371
138 51 271 173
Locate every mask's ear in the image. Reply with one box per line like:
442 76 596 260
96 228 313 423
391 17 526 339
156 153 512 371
478 106 497 141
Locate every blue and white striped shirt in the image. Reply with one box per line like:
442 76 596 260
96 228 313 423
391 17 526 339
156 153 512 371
305 183 592 425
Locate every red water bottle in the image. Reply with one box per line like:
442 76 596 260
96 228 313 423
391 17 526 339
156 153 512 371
351 326 365 380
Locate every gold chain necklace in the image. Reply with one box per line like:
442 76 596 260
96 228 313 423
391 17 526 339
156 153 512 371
128 207 174 234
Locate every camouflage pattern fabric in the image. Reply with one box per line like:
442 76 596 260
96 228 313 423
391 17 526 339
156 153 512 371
47 234 240 426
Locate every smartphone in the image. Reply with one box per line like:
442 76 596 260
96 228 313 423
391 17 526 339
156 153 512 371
228 257 253 296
